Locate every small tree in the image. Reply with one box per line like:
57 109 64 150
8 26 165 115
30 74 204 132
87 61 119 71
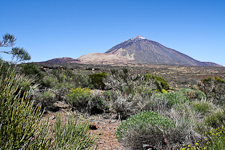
0 33 31 63
0 33 16 47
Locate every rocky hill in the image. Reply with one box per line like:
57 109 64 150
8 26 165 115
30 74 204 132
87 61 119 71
37 57 81 64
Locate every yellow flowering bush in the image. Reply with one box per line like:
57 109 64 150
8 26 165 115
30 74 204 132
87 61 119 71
181 127 225 150
204 127 225 149
66 87 91 109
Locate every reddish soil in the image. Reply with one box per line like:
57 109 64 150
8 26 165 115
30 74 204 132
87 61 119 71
42 109 127 150
89 117 126 150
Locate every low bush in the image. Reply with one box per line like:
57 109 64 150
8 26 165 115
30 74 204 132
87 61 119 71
142 93 170 113
110 91 135 120
145 90 188 109
192 100 213 114
0 67 50 149
72 73 90 88
53 115 97 149
42 75 58 88
0 66 97 149
16 75 39 99
203 127 225 150
116 110 178 149
103 90 112 101
88 95 109 114
180 88 206 101
66 87 91 112
204 109 225 129
53 82 74 92
194 108 225 149
143 88 205 112
0 61 11 75
116 110 175 141
152 75 170 90
38 89 58 111
198 77 225 105
165 91 188 106
137 85 153 99
89 72 107 89
142 74 170 92
19 62 44 80
110 68 118 74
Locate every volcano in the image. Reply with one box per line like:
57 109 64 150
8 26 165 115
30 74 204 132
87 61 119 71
76 36 221 67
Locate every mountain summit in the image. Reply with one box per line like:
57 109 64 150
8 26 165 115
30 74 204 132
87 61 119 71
77 36 221 66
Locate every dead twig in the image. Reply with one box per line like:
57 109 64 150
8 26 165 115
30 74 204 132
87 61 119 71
155 125 170 149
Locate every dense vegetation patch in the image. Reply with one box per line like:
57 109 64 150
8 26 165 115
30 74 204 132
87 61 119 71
116 110 175 140
89 72 107 89
0 66 97 149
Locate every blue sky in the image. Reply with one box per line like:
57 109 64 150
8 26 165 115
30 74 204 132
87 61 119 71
1 0 225 66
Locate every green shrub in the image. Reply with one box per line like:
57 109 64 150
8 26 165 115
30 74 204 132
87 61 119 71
122 84 135 96
164 91 188 106
57 74 67 83
142 74 151 81
0 66 98 149
203 127 225 150
201 77 212 83
195 108 225 149
192 100 213 114
142 74 169 92
53 82 74 91
103 90 112 101
53 115 97 149
198 77 225 105
72 73 90 88
110 68 118 74
204 109 225 129
0 67 50 149
0 62 11 75
66 87 91 111
159 88 204 107
38 89 58 111
214 77 225 84
137 85 153 98
42 75 58 88
122 67 129 74
20 62 44 79
64 68 74 77
88 96 109 114
180 88 206 101
89 72 107 89
152 75 170 90
116 110 175 141
51 68 63 77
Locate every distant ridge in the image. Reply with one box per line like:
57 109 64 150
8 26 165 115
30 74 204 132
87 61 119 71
37 36 222 67
37 57 80 64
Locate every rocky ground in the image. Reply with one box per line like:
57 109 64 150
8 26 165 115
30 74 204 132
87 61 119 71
38 63 225 90
42 101 127 150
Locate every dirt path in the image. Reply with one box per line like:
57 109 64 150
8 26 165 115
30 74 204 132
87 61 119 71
88 115 126 150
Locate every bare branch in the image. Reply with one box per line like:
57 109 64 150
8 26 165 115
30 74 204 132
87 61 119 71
155 125 170 149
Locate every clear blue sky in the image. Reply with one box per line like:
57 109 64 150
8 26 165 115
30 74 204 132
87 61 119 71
1 0 225 66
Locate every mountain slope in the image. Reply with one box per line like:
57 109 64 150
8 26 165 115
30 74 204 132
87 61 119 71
37 36 222 67
76 35 221 67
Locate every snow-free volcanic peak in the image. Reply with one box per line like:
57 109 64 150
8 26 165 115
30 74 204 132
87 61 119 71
39 36 222 67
